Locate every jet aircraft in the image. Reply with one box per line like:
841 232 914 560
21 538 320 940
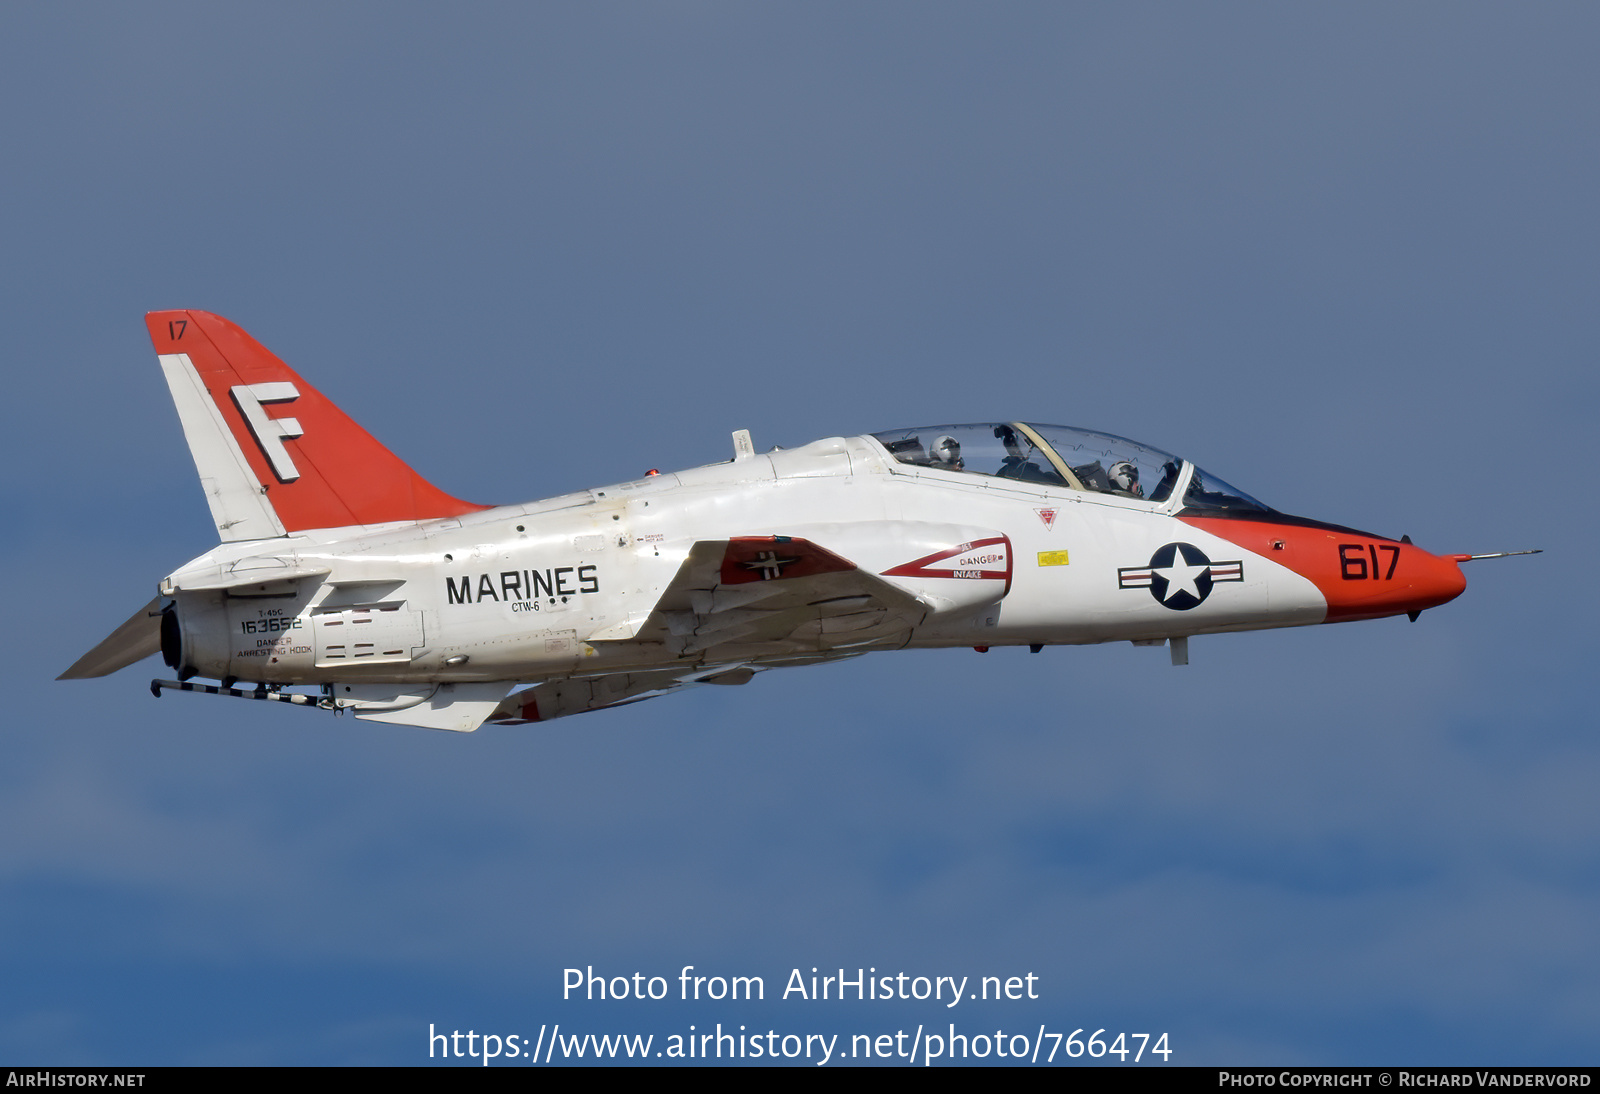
59 311 1534 731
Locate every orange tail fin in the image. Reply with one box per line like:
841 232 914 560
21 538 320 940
148 310 487 538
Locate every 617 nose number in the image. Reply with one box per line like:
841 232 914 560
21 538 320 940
1339 543 1399 580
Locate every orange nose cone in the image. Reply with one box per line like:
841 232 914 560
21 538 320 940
1318 543 1466 623
1178 515 1467 624
1418 550 1467 608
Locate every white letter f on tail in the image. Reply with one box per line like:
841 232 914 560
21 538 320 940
231 382 304 482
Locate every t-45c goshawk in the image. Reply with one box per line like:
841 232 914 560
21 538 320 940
59 311 1536 731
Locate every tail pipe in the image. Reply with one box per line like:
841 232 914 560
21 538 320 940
159 603 187 677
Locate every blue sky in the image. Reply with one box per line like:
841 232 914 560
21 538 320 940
3 2 1595 1065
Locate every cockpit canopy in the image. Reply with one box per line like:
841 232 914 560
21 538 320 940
868 422 1271 514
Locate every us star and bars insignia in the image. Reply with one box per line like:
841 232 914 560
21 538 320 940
719 536 856 586
1118 542 1244 611
741 549 801 580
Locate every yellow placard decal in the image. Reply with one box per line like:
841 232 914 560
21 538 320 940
1037 550 1070 567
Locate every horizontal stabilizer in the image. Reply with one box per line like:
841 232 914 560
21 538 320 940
58 598 163 679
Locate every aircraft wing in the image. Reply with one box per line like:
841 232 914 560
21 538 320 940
335 525 914 729
488 652 866 725
619 536 930 659
489 536 926 725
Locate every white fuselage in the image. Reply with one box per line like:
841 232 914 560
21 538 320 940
160 435 1326 688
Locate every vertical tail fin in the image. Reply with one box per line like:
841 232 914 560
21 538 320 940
148 311 487 539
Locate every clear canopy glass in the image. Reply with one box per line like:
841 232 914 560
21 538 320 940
1179 466 1272 513
868 422 1270 512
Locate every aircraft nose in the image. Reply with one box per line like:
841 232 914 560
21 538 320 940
1178 515 1467 624
1315 540 1466 623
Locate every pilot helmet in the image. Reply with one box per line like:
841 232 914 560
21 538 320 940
1109 460 1142 495
931 435 962 467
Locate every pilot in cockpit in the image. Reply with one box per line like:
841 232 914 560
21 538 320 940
993 424 1034 478
1109 460 1143 498
929 434 964 470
